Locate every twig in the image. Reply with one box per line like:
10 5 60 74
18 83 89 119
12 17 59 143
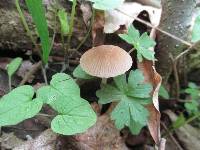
169 54 180 99
161 122 184 150
185 112 200 125
19 61 42 86
175 40 200 61
116 9 192 47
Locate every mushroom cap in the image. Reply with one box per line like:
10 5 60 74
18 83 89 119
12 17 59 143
80 45 132 78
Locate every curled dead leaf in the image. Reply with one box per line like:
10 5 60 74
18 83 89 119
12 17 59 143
104 2 162 33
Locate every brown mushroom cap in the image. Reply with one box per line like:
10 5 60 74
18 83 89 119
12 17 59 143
80 45 133 78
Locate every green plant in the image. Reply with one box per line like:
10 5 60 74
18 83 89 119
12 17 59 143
25 0 51 65
0 73 97 135
184 82 200 115
170 83 200 131
96 69 152 134
119 25 156 62
58 9 70 36
159 85 169 99
6 57 22 91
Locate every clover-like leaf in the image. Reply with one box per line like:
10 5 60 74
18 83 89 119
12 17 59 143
37 73 97 135
119 25 156 61
96 69 152 134
37 73 80 104
88 0 124 10
51 96 96 135
0 85 43 126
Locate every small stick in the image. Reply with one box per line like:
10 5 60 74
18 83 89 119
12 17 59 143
161 122 184 150
169 54 180 99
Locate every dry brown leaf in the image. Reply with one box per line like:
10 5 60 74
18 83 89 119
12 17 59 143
137 26 163 146
80 2 92 26
104 2 162 33
92 11 105 46
0 132 24 149
13 129 58 150
64 115 128 150
138 60 162 145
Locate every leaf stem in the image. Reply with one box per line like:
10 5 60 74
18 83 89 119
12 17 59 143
62 0 77 72
8 76 12 92
15 0 36 46
41 64 48 85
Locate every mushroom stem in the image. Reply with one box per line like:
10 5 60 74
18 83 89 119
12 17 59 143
101 78 107 85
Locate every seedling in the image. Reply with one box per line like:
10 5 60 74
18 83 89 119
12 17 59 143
0 73 97 135
6 57 22 91
119 25 156 62
184 82 200 115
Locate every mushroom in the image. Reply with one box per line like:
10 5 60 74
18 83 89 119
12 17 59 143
80 45 132 83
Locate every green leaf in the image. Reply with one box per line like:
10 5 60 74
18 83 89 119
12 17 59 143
129 118 144 135
119 25 156 61
159 85 169 99
172 114 186 129
25 0 50 64
192 13 200 42
37 73 80 103
7 57 22 77
51 96 96 135
73 65 94 79
58 9 69 36
184 101 199 114
37 73 97 135
113 74 128 92
128 69 144 87
111 98 148 130
97 69 152 134
96 84 124 104
111 100 130 129
0 85 43 126
127 70 152 98
119 25 140 44
88 0 124 10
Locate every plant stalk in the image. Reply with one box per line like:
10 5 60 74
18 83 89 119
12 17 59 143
15 0 36 46
8 76 12 92
62 0 77 71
